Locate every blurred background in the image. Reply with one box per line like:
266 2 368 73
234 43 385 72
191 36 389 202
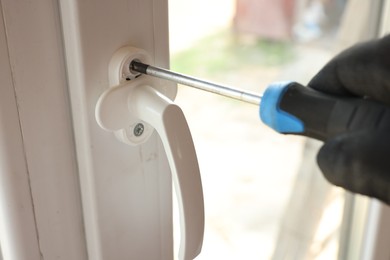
168 0 382 259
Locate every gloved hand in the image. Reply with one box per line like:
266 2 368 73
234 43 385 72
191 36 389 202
308 35 390 204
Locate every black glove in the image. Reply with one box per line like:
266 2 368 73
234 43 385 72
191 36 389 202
308 35 390 204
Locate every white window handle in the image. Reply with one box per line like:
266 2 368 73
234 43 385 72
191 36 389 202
95 47 204 260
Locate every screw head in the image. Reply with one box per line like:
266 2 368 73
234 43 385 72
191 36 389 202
133 123 144 137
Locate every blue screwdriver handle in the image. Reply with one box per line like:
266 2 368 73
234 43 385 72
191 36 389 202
260 82 390 141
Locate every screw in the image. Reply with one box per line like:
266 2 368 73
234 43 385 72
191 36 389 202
133 123 144 137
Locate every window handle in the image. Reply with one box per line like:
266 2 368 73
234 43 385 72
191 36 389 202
95 47 204 259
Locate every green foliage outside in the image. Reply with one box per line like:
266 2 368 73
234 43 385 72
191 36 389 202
171 29 295 76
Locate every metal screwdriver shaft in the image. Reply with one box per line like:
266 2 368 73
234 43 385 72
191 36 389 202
130 61 262 105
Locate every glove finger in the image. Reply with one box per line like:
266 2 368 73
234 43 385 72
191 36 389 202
317 130 390 204
308 35 390 105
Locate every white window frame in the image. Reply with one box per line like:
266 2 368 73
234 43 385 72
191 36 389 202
0 0 177 259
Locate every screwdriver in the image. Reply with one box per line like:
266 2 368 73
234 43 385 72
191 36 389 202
130 61 390 142
131 61 262 105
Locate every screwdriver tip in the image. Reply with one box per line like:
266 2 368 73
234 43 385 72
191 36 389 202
130 60 149 75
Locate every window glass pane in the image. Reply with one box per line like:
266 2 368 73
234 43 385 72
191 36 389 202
168 0 377 259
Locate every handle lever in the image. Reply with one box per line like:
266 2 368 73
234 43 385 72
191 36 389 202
131 85 204 260
96 81 204 260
